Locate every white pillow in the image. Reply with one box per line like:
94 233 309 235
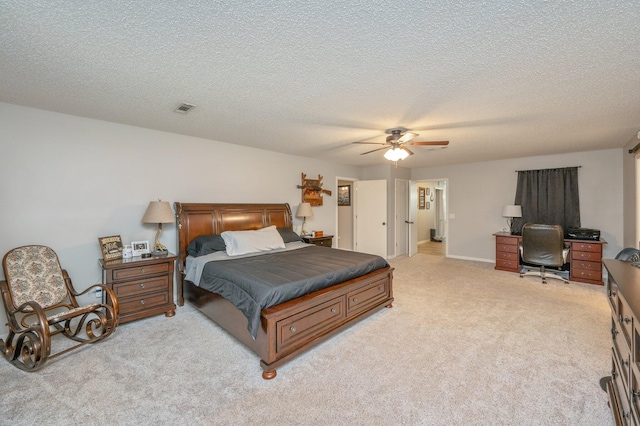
221 225 285 256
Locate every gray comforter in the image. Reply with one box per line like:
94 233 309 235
196 245 389 338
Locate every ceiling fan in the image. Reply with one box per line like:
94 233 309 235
353 127 449 161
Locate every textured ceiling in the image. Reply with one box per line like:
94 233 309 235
2 1 640 168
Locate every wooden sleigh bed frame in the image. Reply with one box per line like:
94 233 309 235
174 202 394 379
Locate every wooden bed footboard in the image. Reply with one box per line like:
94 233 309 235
175 202 394 379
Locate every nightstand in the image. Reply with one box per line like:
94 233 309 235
99 253 177 323
302 235 334 247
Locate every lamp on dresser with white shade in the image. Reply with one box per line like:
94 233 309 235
295 202 313 236
142 200 175 255
502 205 522 235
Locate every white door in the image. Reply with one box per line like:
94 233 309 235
395 179 409 257
355 180 387 258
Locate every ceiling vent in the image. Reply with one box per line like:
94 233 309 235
174 102 195 114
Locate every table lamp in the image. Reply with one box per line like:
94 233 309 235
142 200 174 255
502 205 522 234
295 202 313 236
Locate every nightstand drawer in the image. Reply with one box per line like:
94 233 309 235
110 263 169 281
112 276 169 298
314 238 332 247
119 292 170 315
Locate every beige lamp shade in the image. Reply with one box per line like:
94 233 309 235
142 200 174 255
142 201 174 224
502 205 522 218
295 202 313 235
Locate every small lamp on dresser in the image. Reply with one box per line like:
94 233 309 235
142 200 174 256
295 202 313 236
502 205 522 235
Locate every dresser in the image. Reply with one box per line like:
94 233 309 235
603 259 640 425
302 235 334 247
100 253 177 323
493 232 606 285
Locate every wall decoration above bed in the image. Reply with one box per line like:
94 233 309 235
297 173 332 206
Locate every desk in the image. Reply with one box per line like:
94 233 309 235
493 232 606 285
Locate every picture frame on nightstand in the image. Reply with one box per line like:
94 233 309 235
131 240 150 257
98 235 123 261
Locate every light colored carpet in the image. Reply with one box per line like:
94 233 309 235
1 254 612 425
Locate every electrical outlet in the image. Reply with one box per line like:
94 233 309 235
95 288 102 298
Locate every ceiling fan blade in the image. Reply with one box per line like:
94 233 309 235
360 146 390 155
400 145 414 155
352 141 387 145
406 141 450 146
397 132 418 143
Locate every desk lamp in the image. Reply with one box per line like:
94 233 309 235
502 205 522 234
295 202 313 236
142 200 174 255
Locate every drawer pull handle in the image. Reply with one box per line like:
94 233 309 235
140 283 145 288
611 328 618 338
331 308 337 314
353 298 358 303
289 326 296 333
620 316 631 324
140 300 145 305
378 286 383 291
622 359 630 367
633 390 640 399
141 269 146 274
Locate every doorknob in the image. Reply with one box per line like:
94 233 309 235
382 222 386 225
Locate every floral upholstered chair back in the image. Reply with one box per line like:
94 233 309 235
3 245 68 310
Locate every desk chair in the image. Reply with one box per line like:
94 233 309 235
519 223 570 284
615 248 640 262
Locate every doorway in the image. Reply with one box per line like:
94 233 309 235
336 177 357 250
410 179 447 256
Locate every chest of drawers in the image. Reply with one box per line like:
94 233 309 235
603 259 640 425
100 254 177 323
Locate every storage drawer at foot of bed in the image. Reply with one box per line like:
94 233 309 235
276 297 346 353
347 278 389 316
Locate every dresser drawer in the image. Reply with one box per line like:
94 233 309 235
571 250 601 262
496 236 518 246
347 278 389 315
497 244 518 254
110 263 169 281
571 267 602 282
112 276 169 298
276 297 345 353
618 296 634 347
496 251 518 261
571 242 602 253
496 259 519 271
119 291 170 315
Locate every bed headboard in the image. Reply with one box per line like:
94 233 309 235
173 202 294 305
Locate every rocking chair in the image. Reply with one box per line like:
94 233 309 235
1 245 119 371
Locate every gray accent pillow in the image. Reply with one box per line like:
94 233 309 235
187 234 226 257
277 228 303 243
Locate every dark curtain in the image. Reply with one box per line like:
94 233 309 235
511 167 580 235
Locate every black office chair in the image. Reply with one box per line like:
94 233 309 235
519 223 570 284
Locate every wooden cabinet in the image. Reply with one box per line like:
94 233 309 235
495 233 520 273
493 232 605 285
100 254 177 323
570 240 604 284
302 235 334 247
603 259 640 425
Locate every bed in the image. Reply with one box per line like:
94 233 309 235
174 202 394 379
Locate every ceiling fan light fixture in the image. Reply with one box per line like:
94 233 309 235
384 147 409 162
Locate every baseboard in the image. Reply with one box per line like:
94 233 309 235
448 255 494 264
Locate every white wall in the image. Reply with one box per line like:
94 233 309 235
412 148 624 262
0 103 361 335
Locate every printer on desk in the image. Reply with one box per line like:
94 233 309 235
566 227 601 241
